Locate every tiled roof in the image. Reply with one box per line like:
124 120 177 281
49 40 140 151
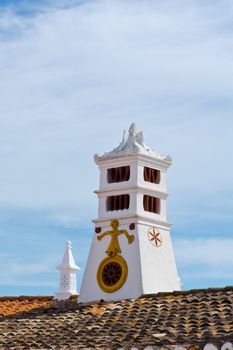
0 296 53 317
0 287 233 349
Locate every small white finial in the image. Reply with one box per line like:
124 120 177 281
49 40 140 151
66 240 72 249
129 123 137 136
122 130 128 144
54 240 81 301
135 131 144 146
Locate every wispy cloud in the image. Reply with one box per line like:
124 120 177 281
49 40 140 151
0 253 57 287
175 238 233 266
0 208 90 293
0 0 233 293
175 238 233 287
47 210 82 228
0 0 233 221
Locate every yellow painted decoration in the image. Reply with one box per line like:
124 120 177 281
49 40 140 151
97 219 134 256
96 219 134 293
96 255 128 293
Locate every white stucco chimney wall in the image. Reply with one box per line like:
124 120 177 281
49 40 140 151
79 123 181 303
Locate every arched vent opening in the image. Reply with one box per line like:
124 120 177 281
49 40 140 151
107 166 130 183
106 194 130 211
144 167 160 184
143 195 160 214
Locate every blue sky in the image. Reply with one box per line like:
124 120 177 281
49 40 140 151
0 0 233 296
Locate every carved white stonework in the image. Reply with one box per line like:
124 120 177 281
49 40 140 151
174 347 187 350
79 123 180 303
204 344 218 350
54 240 81 300
94 123 172 163
222 343 233 350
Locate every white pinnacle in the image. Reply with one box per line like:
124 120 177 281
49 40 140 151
54 240 81 300
57 240 80 271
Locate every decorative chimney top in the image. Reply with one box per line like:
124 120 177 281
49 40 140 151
57 240 80 271
79 123 180 303
94 123 171 163
54 240 81 300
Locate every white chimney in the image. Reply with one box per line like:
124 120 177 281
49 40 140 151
79 123 181 303
54 240 81 300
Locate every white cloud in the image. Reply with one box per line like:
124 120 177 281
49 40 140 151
47 210 82 227
0 0 232 222
0 221 88 291
0 254 58 287
2 0 233 293
175 238 233 266
175 238 233 282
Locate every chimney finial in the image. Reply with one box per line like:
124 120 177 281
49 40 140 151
54 240 81 301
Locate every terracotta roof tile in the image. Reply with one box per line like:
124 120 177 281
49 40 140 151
0 296 53 317
0 287 232 349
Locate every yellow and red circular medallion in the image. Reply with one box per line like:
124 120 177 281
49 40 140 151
97 255 128 293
